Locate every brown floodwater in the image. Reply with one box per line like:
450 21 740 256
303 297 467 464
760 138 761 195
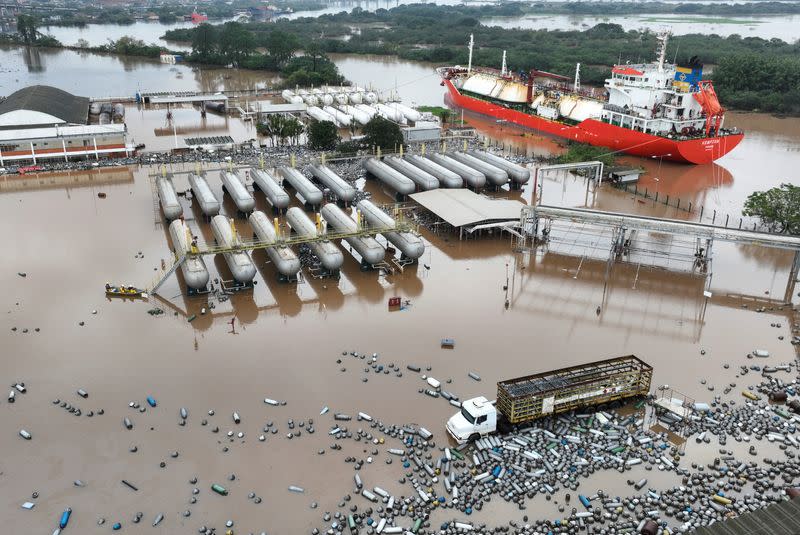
2 50 800 534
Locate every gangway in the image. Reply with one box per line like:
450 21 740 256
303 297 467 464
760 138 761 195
149 255 187 295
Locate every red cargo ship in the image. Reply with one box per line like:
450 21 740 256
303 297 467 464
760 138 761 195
439 32 743 164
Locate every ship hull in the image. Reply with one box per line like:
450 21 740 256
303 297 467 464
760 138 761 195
443 79 743 164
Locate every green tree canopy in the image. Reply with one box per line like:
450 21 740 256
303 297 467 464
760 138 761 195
218 22 255 66
362 116 404 151
192 23 218 59
743 183 800 234
308 120 339 150
16 14 39 44
265 30 300 68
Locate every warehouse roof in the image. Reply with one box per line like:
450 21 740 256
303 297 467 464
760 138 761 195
410 188 524 228
691 497 800 535
0 85 90 126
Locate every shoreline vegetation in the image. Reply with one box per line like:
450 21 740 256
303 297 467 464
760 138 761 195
3 3 799 114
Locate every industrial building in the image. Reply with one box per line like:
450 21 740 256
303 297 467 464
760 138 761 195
0 85 131 165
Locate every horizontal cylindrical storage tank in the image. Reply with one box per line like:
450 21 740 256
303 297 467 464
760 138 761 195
469 150 531 184
383 157 438 191
319 93 334 106
363 159 415 195
363 92 378 104
307 106 334 123
285 207 343 271
406 155 462 188
321 204 385 265
100 102 113 114
323 106 351 127
391 103 421 122
210 215 256 283
221 171 255 213
375 103 404 123
249 211 301 278
250 168 290 209
89 102 101 115
205 101 225 113
307 165 356 202
339 105 370 126
357 200 424 260
451 152 508 186
348 92 362 104
355 104 378 118
168 219 209 290
278 166 323 206
281 89 303 105
112 103 125 118
98 112 111 125
302 95 319 106
428 153 486 189
334 93 348 106
157 176 183 220
188 173 220 216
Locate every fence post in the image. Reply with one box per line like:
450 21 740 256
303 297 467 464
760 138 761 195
688 201 692 213
725 214 729 227
645 188 648 198
634 184 638 195
655 191 659 202
712 210 716 224
738 218 742 229
677 198 680 210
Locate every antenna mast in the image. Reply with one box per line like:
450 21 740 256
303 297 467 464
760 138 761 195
467 34 474 74
656 30 670 73
573 63 581 93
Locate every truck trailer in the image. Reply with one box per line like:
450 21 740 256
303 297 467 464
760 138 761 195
446 355 652 444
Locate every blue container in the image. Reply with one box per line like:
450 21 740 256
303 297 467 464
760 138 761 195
146 396 157 407
59 507 72 528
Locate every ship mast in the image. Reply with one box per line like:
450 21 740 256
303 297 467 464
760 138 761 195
656 30 670 73
467 34 474 74
573 63 581 92
501 50 507 76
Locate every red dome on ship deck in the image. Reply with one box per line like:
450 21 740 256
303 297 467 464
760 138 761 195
612 66 644 76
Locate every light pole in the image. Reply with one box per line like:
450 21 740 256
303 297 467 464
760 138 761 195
652 153 672 181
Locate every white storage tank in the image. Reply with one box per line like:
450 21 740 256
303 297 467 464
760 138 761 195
188 172 221 216
168 219 210 291
220 170 255 213
320 204 385 266
278 166 323 207
250 168 290 210
157 175 183 220
285 207 343 272
210 215 256 284
356 200 424 260
249 211 301 279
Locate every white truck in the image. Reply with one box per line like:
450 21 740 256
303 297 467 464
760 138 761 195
446 355 652 444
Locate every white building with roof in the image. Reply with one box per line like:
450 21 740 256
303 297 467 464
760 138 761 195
0 85 133 165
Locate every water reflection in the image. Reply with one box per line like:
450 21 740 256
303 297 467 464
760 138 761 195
22 46 43 72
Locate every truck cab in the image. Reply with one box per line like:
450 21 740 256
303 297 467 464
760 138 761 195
446 396 497 444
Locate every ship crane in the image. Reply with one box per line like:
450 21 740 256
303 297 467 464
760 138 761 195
573 63 581 93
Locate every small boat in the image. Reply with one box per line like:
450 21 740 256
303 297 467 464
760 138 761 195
105 284 148 299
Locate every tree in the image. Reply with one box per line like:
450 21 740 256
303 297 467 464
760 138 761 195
16 14 39 44
308 120 339 151
304 40 324 72
192 23 217 59
218 22 255 66
265 30 300 68
743 184 800 234
362 116 404 151
76 38 90 49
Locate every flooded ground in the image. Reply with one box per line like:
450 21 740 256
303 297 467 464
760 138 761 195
2 149 797 533
2 40 800 534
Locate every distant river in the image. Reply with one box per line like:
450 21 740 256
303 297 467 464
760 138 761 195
481 13 800 42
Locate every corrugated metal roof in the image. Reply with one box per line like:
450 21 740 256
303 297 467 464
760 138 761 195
410 188 524 228
0 85 89 125
691 497 800 535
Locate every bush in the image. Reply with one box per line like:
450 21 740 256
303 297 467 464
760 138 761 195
308 120 339 150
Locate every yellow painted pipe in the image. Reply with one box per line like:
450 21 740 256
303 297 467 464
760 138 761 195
742 391 760 401
712 494 731 505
